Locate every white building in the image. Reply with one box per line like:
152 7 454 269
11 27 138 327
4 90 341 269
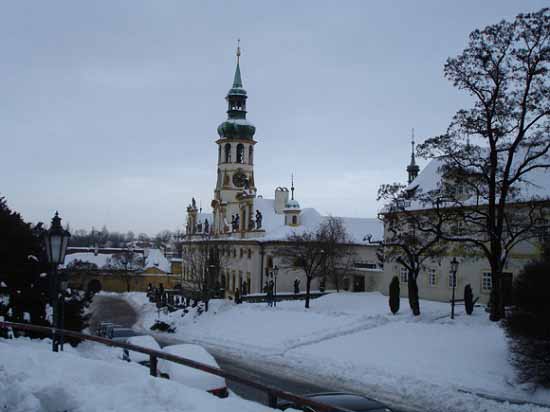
381 146 550 305
184 48 383 298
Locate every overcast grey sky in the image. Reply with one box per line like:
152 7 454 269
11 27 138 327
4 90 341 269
1 1 546 234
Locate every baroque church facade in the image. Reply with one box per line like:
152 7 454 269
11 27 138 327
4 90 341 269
182 49 549 307
183 48 383 299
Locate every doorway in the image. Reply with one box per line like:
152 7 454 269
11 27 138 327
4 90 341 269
353 275 365 292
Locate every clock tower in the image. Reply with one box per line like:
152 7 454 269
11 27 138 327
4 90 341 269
212 43 258 235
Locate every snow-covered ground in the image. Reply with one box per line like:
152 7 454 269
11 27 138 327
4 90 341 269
124 291 550 412
0 336 277 412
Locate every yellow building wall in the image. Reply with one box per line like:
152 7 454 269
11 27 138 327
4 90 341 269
69 271 180 293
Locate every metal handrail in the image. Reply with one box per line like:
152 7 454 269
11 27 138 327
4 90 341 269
0 321 350 412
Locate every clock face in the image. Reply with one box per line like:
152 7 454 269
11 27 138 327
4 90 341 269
232 172 247 188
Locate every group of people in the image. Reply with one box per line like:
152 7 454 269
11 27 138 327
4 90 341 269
261 278 301 307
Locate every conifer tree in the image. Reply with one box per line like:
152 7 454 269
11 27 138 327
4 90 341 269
389 276 400 314
464 284 474 315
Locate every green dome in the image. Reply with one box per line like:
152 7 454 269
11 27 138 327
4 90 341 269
217 118 256 140
227 87 247 96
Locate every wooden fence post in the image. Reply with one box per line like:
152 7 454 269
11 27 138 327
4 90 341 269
149 355 158 377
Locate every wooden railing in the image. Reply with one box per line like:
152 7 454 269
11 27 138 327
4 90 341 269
0 321 349 412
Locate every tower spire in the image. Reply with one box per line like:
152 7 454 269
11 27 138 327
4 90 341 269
291 174 295 200
407 128 420 184
232 40 243 89
410 128 416 166
236 39 241 65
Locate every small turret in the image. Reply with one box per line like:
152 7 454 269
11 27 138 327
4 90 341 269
407 128 420 184
284 175 301 226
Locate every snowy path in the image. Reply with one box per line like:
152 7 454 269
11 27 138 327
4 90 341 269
119 292 550 412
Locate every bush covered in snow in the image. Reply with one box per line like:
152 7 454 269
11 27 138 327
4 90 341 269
151 320 176 333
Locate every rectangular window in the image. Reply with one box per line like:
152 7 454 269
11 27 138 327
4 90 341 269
482 272 492 291
354 261 378 270
428 269 437 287
399 267 408 283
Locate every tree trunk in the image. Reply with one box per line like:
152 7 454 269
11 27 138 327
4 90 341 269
408 275 420 316
305 276 312 309
489 268 504 321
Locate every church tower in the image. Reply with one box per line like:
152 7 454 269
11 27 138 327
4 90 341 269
407 129 420 184
212 43 258 235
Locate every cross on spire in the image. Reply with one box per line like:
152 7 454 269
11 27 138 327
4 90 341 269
236 39 241 65
411 128 416 166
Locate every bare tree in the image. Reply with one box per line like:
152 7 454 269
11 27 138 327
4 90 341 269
419 8 550 320
276 231 325 309
276 218 355 308
377 183 448 316
181 240 223 312
109 249 144 292
319 216 356 293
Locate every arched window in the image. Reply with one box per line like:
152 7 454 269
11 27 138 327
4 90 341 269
248 146 253 165
292 216 297 225
218 145 222 163
236 144 244 164
225 143 231 163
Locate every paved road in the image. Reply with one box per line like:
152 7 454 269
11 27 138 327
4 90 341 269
89 295 137 333
89 295 411 411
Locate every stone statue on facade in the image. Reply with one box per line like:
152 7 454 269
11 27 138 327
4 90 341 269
234 214 240 231
255 210 263 229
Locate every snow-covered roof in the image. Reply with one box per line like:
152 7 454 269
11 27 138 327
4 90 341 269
404 154 550 211
226 197 383 244
144 249 171 273
284 199 301 210
63 252 112 269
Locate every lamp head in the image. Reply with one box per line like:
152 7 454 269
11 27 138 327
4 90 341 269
450 257 459 273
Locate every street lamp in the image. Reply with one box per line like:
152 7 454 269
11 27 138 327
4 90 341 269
43 212 71 352
450 257 459 320
272 265 279 307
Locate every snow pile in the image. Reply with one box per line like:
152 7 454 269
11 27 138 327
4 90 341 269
144 248 171 273
0 337 276 412
131 292 550 412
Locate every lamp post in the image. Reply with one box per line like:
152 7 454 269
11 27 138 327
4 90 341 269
272 265 279 307
43 212 71 352
450 257 459 320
